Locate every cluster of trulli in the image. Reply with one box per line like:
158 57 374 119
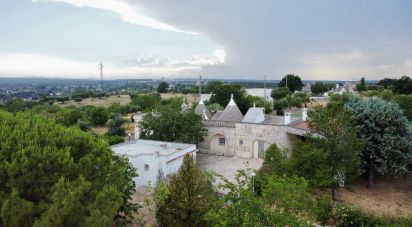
194 94 307 125
194 94 310 158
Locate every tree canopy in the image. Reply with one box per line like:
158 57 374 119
139 104 207 144
271 87 292 100
345 97 412 187
311 82 327 95
307 104 361 199
157 82 169 93
208 84 250 114
0 110 138 226
278 74 304 93
155 154 215 226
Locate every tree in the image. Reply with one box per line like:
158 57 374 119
209 84 250 114
131 93 161 112
307 105 361 200
156 154 215 226
345 97 412 187
244 95 273 113
83 106 108 126
0 110 138 226
273 98 288 115
271 87 292 100
278 74 304 93
378 78 397 89
393 95 412 120
157 82 169 93
311 82 327 95
106 113 126 136
394 76 412 94
205 170 317 226
356 77 367 92
139 105 207 144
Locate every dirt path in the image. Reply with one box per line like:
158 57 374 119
338 174 412 217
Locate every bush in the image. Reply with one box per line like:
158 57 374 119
314 195 333 225
102 135 125 145
335 204 381 227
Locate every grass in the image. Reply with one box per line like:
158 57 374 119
55 95 131 108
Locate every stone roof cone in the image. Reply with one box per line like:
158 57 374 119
217 94 244 122
194 99 211 119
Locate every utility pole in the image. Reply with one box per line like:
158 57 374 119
98 63 104 91
198 75 202 101
285 75 288 89
264 75 267 101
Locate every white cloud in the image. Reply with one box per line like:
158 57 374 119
33 0 198 34
0 51 225 78
121 49 226 67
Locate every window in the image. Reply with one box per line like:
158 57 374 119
239 139 243 145
144 164 149 171
219 137 225 145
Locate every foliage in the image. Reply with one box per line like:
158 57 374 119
206 170 317 226
131 93 161 112
378 76 412 94
393 95 412 120
271 87 292 100
139 104 207 144
82 105 109 126
273 98 289 115
290 139 333 188
0 110 138 226
307 105 362 199
206 103 223 114
102 135 125 145
157 81 169 93
356 77 367 92
107 102 129 115
156 154 215 226
209 84 250 114
278 74 304 92
244 95 273 113
311 81 327 95
314 195 334 225
106 113 126 136
345 97 412 187
272 92 309 115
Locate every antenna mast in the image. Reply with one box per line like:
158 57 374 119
198 75 202 101
98 63 104 91
264 75 267 101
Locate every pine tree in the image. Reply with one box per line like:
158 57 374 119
307 105 362 200
156 154 214 226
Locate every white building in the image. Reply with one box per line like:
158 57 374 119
111 139 197 189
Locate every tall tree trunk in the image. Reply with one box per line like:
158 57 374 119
368 159 374 188
331 187 337 201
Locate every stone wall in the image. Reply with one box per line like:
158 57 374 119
200 120 304 158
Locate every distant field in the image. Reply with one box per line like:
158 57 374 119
55 94 131 108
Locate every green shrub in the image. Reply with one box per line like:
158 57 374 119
335 204 380 227
314 195 333 225
103 135 125 145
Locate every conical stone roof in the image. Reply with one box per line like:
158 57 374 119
194 99 211 119
217 94 244 122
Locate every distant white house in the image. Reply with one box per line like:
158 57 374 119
111 139 197 189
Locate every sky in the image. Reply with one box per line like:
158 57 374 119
1 0 412 80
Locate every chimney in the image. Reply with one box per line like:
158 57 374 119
284 112 291 125
302 108 308 121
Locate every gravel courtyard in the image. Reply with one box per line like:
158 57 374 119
197 152 263 188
